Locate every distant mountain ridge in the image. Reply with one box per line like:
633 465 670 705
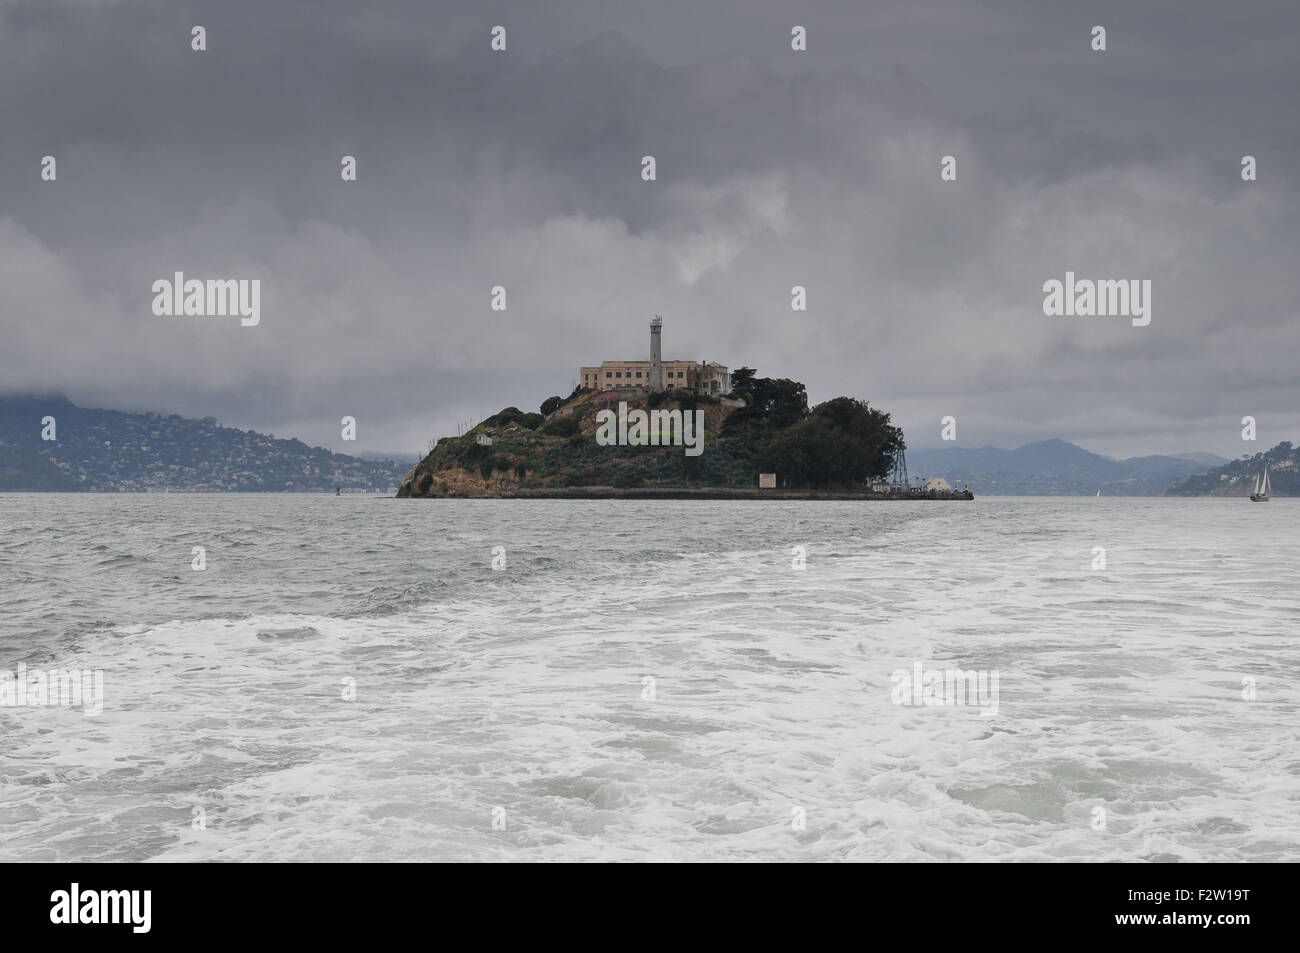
906 438 1226 496
0 394 406 492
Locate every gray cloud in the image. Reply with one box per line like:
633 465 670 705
1 0 1297 458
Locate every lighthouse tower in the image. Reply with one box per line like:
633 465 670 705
649 315 663 391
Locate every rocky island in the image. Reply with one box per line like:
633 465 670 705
398 368 969 500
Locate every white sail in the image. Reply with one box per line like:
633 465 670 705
1253 467 1270 498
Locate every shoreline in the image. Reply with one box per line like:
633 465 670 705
399 486 975 500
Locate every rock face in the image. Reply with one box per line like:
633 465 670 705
398 389 745 498
398 464 526 498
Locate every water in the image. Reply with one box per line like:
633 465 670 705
1 494 1297 862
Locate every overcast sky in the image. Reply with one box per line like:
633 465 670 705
1 0 1297 458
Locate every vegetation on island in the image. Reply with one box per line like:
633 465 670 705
398 369 906 497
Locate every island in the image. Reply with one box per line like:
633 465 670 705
397 369 970 500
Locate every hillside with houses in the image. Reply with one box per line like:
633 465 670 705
0 394 406 492
1166 442 1298 496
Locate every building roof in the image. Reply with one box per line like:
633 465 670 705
586 359 704 366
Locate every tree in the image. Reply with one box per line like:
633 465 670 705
759 397 904 488
540 396 564 416
729 367 757 394
721 377 808 435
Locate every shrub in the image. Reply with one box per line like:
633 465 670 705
540 396 564 416
541 414 581 437
483 407 524 427
514 412 545 430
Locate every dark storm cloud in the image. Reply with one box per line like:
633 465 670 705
0 0 1296 458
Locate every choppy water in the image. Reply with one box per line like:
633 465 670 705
0 494 1297 862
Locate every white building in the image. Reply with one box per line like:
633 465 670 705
579 318 730 395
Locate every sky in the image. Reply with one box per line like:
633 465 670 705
1 0 1297 459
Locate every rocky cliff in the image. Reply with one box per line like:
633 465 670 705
398 389 744 497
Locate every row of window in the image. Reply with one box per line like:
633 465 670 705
582 369 703 387
587 369 691 379
602 370 688 379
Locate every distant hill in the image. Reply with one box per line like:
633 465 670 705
906 438 1225 496
0 394 406 492
1166 442 1297 497
1167 451 1228 467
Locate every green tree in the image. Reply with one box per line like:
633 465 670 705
730 367 757 394
722 377 808 435
760 397 904 488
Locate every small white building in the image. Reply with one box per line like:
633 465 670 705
758 473 777 489
476 433 494 446
923 476 952 493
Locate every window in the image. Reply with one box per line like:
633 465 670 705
635 371 642 378
606 371 612 378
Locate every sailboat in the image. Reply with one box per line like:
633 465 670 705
1096 488 1101 497
1250 465 1270 502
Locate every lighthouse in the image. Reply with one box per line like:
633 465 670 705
649 315 663 391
